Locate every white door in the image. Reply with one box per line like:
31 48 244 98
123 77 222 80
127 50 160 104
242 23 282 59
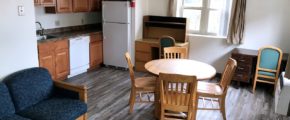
102 1 131 23
103 22 131 68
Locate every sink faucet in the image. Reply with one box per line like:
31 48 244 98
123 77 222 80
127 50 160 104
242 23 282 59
36 21 44 36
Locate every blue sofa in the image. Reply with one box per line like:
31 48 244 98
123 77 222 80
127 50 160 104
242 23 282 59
0 67 88 120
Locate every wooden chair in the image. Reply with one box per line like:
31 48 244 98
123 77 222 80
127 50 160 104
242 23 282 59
124 52 156 113
164 47 188 59
197 58 237 120
252 46 283 94
159 73 198 120
159 36 176 58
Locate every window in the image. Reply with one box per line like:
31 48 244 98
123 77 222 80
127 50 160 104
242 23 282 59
180 0 231 36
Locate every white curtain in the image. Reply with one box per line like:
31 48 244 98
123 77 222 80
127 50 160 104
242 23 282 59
227 0 247 44
168 0 182 17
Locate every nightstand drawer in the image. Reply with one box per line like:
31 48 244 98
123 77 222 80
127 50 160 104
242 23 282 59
232 54 252 64
236 65 251 73
233 72 250 82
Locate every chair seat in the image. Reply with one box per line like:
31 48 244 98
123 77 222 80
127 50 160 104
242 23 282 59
0 114 31 120
18 98 87 120
135 77 156 91
197 81 223 96
258 71 276 77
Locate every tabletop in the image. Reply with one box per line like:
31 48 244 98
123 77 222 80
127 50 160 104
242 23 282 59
145 59 216 80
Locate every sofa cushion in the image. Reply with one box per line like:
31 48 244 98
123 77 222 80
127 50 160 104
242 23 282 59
4 67 54 111
0 114 31 120
0 83 15 118
18 98 87 120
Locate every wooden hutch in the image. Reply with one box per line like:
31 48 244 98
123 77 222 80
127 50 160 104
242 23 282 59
135 16 189 71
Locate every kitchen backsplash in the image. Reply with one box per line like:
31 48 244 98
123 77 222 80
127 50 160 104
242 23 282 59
35 6 102 29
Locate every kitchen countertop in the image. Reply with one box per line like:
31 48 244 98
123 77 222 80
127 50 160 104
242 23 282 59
37 28 102 43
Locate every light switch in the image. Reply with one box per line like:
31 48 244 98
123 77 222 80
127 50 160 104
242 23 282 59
18 6 25 16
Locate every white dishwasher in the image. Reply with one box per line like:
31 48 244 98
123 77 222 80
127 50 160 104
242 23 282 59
68 36 90 78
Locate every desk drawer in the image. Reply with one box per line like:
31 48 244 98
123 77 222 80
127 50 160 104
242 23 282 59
135 61 147 72
135 52 151 62
135 42 151 52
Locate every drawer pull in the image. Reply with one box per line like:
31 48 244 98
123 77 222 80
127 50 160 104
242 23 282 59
236 74 243 77
237 67 244 70
238 59 245 62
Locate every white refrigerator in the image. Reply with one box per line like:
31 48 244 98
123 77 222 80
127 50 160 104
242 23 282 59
102 1 133 68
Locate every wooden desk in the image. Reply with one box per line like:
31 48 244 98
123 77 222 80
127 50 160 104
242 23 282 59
135 39 189 72
231 48 288 83
145 59 216 118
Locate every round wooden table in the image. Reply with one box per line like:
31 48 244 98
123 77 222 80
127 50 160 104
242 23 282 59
145 59 217 118
145 59 216 80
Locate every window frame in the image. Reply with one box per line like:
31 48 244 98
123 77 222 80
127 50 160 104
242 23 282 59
181 0 230 37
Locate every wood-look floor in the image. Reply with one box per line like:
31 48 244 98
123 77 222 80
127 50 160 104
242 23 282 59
65 67 290 120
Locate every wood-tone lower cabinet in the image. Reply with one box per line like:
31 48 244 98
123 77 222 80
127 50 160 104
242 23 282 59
73 0 89 12
89 32 103 70
55 48 69 80
38 38 69 81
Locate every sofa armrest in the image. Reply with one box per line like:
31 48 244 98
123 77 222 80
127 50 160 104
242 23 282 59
53 81 88 103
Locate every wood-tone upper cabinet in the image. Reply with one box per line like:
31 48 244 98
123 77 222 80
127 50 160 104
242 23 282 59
57 0 73 13
89 0 101 12
35 0 56 6
38 38 69 81
34 0 40 5
89 32 103 70
41 0 56 6
73 0 89 12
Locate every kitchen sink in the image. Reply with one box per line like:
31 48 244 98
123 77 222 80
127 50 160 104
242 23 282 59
37 35 57 41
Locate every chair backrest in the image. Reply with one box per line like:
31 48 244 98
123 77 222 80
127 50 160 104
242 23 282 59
258 46 282 70
124 52 135 86
3 67 54 112
159 73 197 114
159 36 176 58
219 58 237 93
164 47 188 59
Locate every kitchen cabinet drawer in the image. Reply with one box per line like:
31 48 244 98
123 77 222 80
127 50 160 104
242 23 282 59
38 41 54 53
135 42 151 52
55 38 68 50
135 52 151 62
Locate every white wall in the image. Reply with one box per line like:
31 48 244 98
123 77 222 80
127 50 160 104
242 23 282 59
0 1 39 79
131 0 149 64
35 7 101 29
148 0 290 72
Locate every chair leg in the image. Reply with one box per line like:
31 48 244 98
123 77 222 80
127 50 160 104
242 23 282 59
252 79 257 94
220 97 226 120
160 105 165 120
129 88 136 113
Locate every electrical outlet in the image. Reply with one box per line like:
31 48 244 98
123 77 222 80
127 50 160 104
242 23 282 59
81 19 85 24
55 20 60 26
18 6 25 16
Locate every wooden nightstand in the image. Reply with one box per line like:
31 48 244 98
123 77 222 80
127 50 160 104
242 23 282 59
231 48 257 83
